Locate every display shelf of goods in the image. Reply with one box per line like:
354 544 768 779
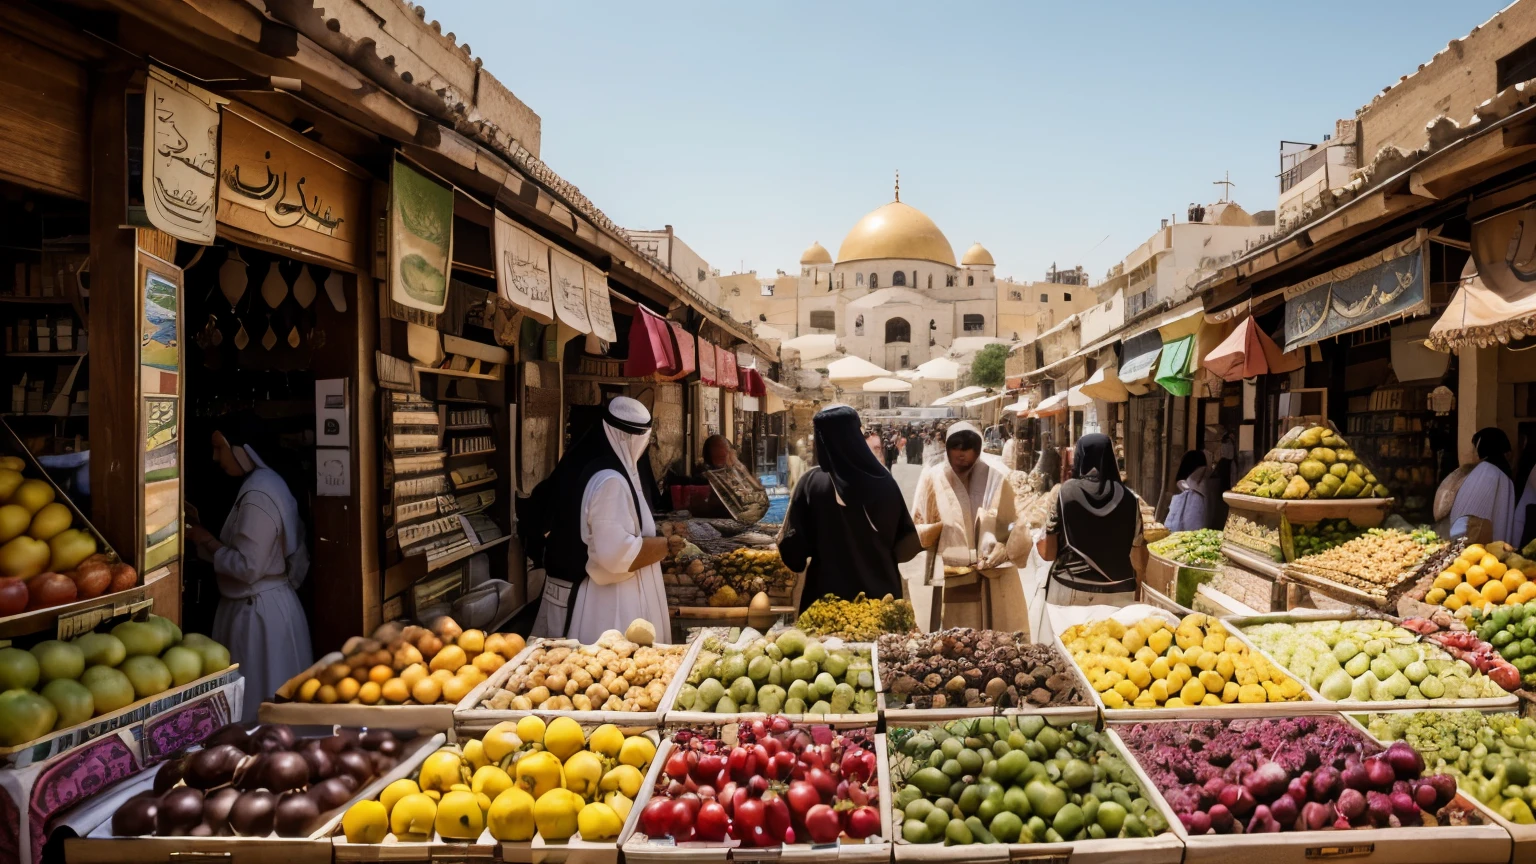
0 428 143 637
1359 710 1536 852
1150 530 1226 568
262 617 522 730
0 613 235 758
667 627 880 723
1056 608 1313 719
877 628 1094 721
884 716 1182 862
659 523 796 609
1115 716 1511 864
797 592 917 643
1224 511 1285 563
1286 517 1369 561
1230 614 1517 711
331 719 658 860
1410 539 1536 623
67 725 435 864
1282 527 1444 609
1230 424 1391 502
456 623 695 727
620 718 890 863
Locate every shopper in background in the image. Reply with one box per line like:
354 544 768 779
780 404 921 610
1447 426 1517 542
187 414 312 723
1036 433 1147 630
865 430 886 464
1202 454 1236 531
904 425 924 465
1164 450 1209 532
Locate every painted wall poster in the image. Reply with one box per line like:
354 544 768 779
144 396 181 571
141 269 179 381
548 246 591 333
494 212 554 323
583 263 616 341
217 107 368 267
143 67 223 244
389 158 454 314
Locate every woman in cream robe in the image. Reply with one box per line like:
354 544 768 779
910 423 1029 635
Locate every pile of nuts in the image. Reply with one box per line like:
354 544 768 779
877 629 1088 709
480 631 687 712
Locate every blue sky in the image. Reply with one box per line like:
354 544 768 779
437 0 1509 283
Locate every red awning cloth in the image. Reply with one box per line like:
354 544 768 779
1203 316 1303 382
698 337 718 385
741 368 766 397
623 306 679 377
718 347 739 391
653 320 697 382
1005 375 1024 390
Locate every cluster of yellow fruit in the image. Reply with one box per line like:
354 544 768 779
1427 542 1536 613
341 716 655 845
1062 613 1306 709
290 617 525 707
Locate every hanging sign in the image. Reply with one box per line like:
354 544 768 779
1283 237 1427 352
217 106 367 266
143 67 223 244
387 158 455 314
548 247 591 333
583 263 617 341
493 212 554 323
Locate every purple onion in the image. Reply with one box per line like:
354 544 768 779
1413 782 1438 811
1248 805 1282 833
1302 801 1336 831
1340 763 1369 791
1391 791 1422 824
1336 788 1367 822
1366 791 1393 827
1385 742 1425 779
1311 766 1342 801
1208 803 1234 833
1269 793 1299 828
1364 757 1397 790
1426 774 1458 808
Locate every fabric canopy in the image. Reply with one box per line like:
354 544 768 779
782 333 841 361
697 336 718 385
660 320 697 381
719 347 739 391
1032 392 1069 416
1118 330 1163 385
1155 335 1196 396
1203 316 1304 381
1066 385 1093 407
623 306 679 378
911 356 961 381
933 385 987 406
1429 258 1536 351
862 376 912 393
1003 395 1033 414
1080 366 1129 402
741 367 766 397
962 392 1004 408
826 355 891 385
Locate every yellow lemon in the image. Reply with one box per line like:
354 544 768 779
1484 581 1509 603
1444 594 1465 611
1426 587 1448 605
1433 571 1461 591
515 750 565 799
533 788 583 841
515 715 546 746
619 735 656 770
588 724 625 758
487 787 536 842
1505 570 1528 591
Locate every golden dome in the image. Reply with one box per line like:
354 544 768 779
961 242 995 266
836 201 956 266
799 240 832 265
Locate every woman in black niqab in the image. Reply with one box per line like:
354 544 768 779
779 405 920 610
1037 432 1144 601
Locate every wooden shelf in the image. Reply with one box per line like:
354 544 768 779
415 366 501 381
453 476 498 491
5 351 85 358
427 534 511 572
446 447 496 459
446 424 492 431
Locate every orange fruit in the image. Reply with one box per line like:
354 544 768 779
1487 560 1509 579
357 681 382 704
411 676 442 704
1450 558 1471 575
368 664 393 684
336 677 361 702
1483 581 1508 603
381 678 409 703
1504 570 1527 591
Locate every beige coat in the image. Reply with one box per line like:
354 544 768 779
911 458 1030 635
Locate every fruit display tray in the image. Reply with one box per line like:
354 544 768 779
328 728 661 863
63 732 442 864
881 717 1184 863
1221 493 1395 524
879 638 1097 726
618 725 892 864
0 664 240 769
1107 721 1512 864
1050 604 1323 722
260 636 464 731
663 627 885 727
1223 611 1519 714
1341 712 1536 862
452 635 703 733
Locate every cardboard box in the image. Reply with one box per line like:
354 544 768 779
1 677 243 864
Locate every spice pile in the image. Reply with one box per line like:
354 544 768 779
878 629 1087 709
797 593 915 642
1285 528 1443 601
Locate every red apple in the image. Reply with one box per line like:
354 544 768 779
0 576 26 615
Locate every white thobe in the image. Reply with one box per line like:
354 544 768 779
206 488 313 722
1449 462 1516 542
566 470 670 644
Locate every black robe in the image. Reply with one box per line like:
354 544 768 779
779 467 920 611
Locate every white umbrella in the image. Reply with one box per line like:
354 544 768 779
862 377 912 393
826 355 892 386
932 385 987 406
1067 385 1093 407
911 356 960 381
1003 395 1033 414
782 334 842 362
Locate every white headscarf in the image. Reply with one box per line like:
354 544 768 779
602 396 656 537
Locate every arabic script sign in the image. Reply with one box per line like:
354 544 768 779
1283 237 1428 353
549 246 591 334
217 107 367 267
143 68 223 244
584 263 616 342
493 212 554 323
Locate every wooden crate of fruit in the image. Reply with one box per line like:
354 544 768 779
620 720 890 863
1052 605 1320 721
262 619 527 731
877 629 1098 724
884 714 1184 863
330 720 662 863
1110 716 1511 864
663 627 882 726
455 632 701 732
64 729 440 864
0 422 144 639
1225 611 1518 713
